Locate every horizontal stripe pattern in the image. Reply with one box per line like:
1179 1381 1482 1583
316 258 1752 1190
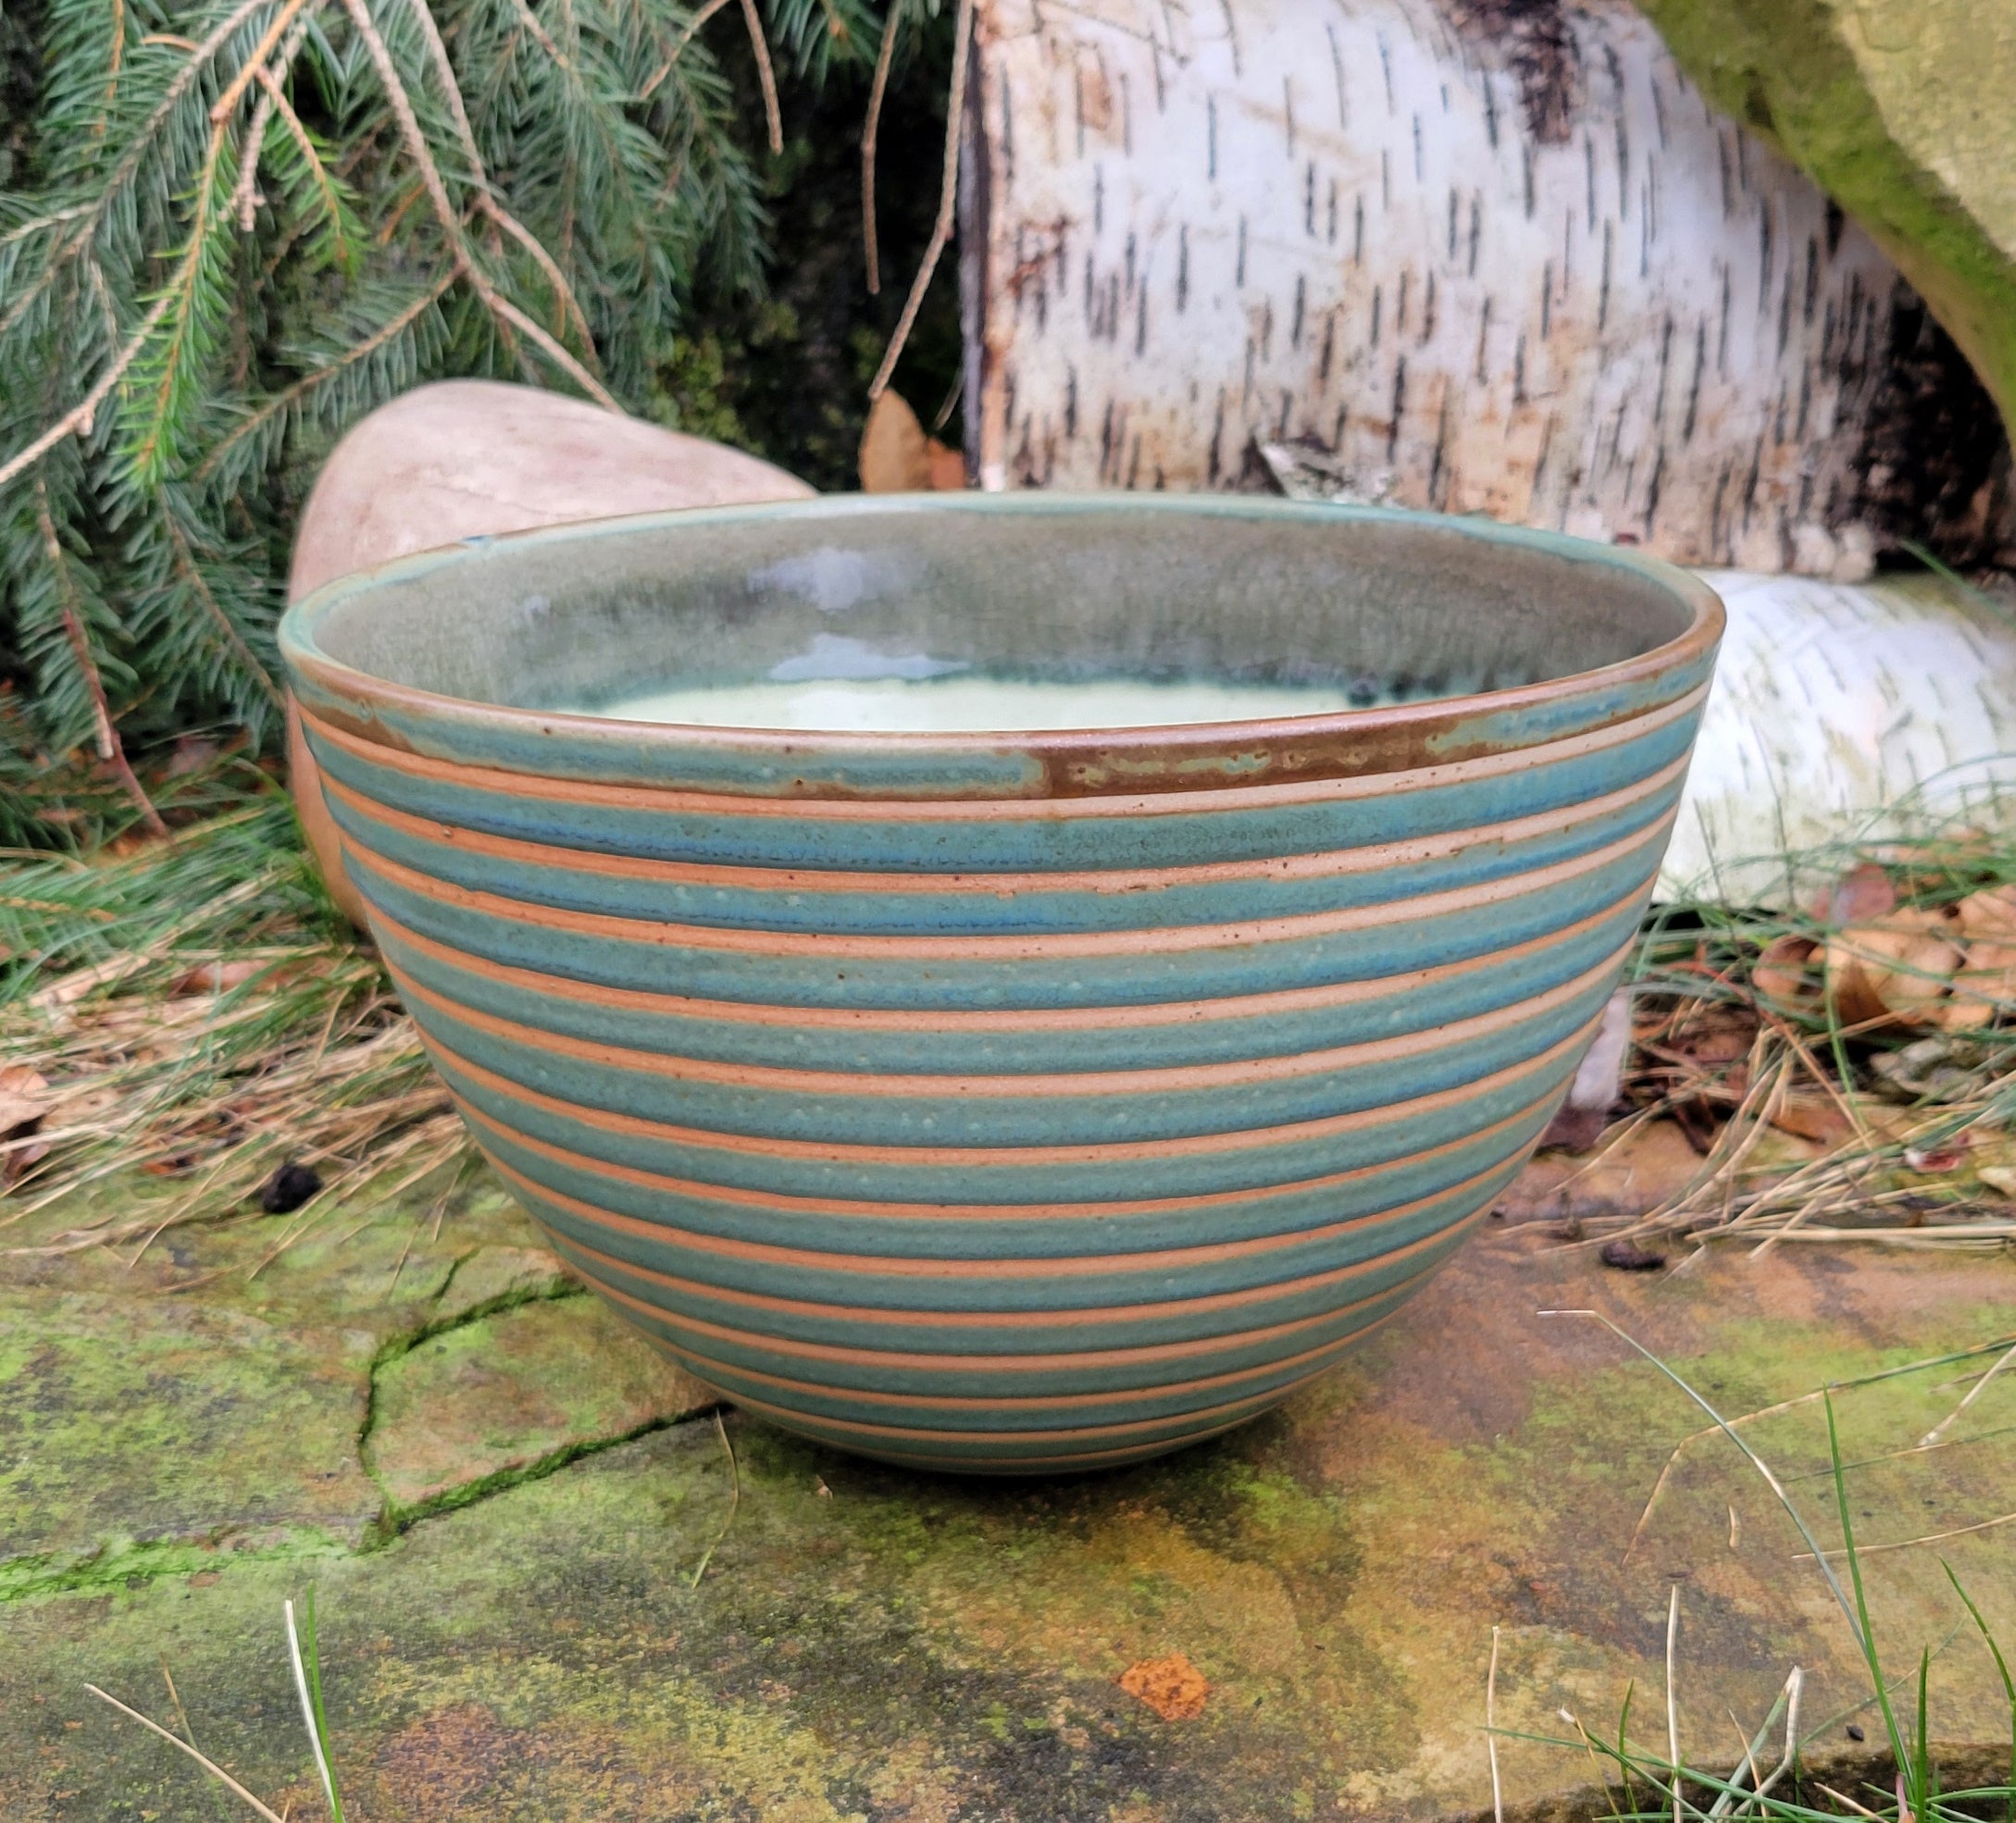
283 499 1717 1471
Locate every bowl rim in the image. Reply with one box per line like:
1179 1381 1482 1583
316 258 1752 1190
280 492 1724 790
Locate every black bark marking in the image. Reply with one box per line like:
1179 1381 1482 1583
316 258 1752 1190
1513 330 1526 403
1651 314 1672 427
1371 284 1382 348
1522 143 1536 217
1236 215 1247 286
1467 194 1481 275
1422 270 1437 344
1093 164 1104 235
1597 219 1612 333
1683 320 1704 442
1292 274 1306 348
1208 391 1225 483
1327 180 1338 245
1305 162 1317 235
1802 236 1819 325
1412 112 1425 180
1064 370 1077 439
1176 225 1188 312
1397 267 1410 335
1717 266 1731 375
1824 199 1844 256
1475 296 1493 382
1848 292 2012 563
1327 23 1349 128
1438 0 1578 143
1757 201 1773 315
1716 130 1732 220
1429 387 1451 507
1319 312 1336 382
1388 357 1408 461
1539 260 1552 340
1613 116 1629 218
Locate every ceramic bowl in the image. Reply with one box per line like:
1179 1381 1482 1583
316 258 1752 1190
281 495 1723 1472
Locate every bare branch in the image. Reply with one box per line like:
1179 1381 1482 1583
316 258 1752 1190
740 0 783 154
862 3 901 292
868 0 972 400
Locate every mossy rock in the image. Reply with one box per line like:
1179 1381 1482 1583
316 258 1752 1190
1637 0 2016 445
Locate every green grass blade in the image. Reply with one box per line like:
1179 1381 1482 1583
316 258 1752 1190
1943 1563 2016 1823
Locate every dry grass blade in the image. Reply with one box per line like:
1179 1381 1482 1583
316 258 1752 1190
84 1684 287 1822
2 801 454 1256
1487 1624 1504 1823
689 1409 741 1587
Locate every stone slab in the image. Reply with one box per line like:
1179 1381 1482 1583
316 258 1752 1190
4 1159 2015 1819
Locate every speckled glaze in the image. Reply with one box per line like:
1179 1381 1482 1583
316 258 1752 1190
281 494 1722 1472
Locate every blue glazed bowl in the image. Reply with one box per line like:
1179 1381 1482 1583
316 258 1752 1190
281 495 1723 1472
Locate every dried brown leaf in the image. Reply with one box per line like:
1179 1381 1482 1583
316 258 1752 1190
1824 909 1960 1029
1753 934 1821 1012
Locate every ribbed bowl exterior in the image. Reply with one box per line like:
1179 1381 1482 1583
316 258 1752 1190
285 498 1722 1472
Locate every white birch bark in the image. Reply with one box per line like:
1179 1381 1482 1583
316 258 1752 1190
962 0 2012 575
1661 571 2016 904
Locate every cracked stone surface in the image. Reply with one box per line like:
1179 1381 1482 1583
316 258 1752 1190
4 1145 2016 1819
367 1294 712 1519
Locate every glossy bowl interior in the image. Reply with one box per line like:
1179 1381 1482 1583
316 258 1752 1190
283 495 1723 1473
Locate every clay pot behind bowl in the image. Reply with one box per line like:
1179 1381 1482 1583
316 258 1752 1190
280 495 1722 1473
286 379 814 924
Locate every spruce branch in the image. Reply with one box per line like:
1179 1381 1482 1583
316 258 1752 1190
163 515 287 710
191 274 455 483
0 292 174 493
230 10 319 229
639 0 730 97
208 0 316 122
333 0 620 407
33 481 168 838
0 0 279 340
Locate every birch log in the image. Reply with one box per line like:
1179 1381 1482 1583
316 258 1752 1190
1660 571 2016 904
961 0 2014 574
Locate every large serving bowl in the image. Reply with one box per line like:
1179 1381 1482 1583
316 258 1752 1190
281 495 1722 1473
